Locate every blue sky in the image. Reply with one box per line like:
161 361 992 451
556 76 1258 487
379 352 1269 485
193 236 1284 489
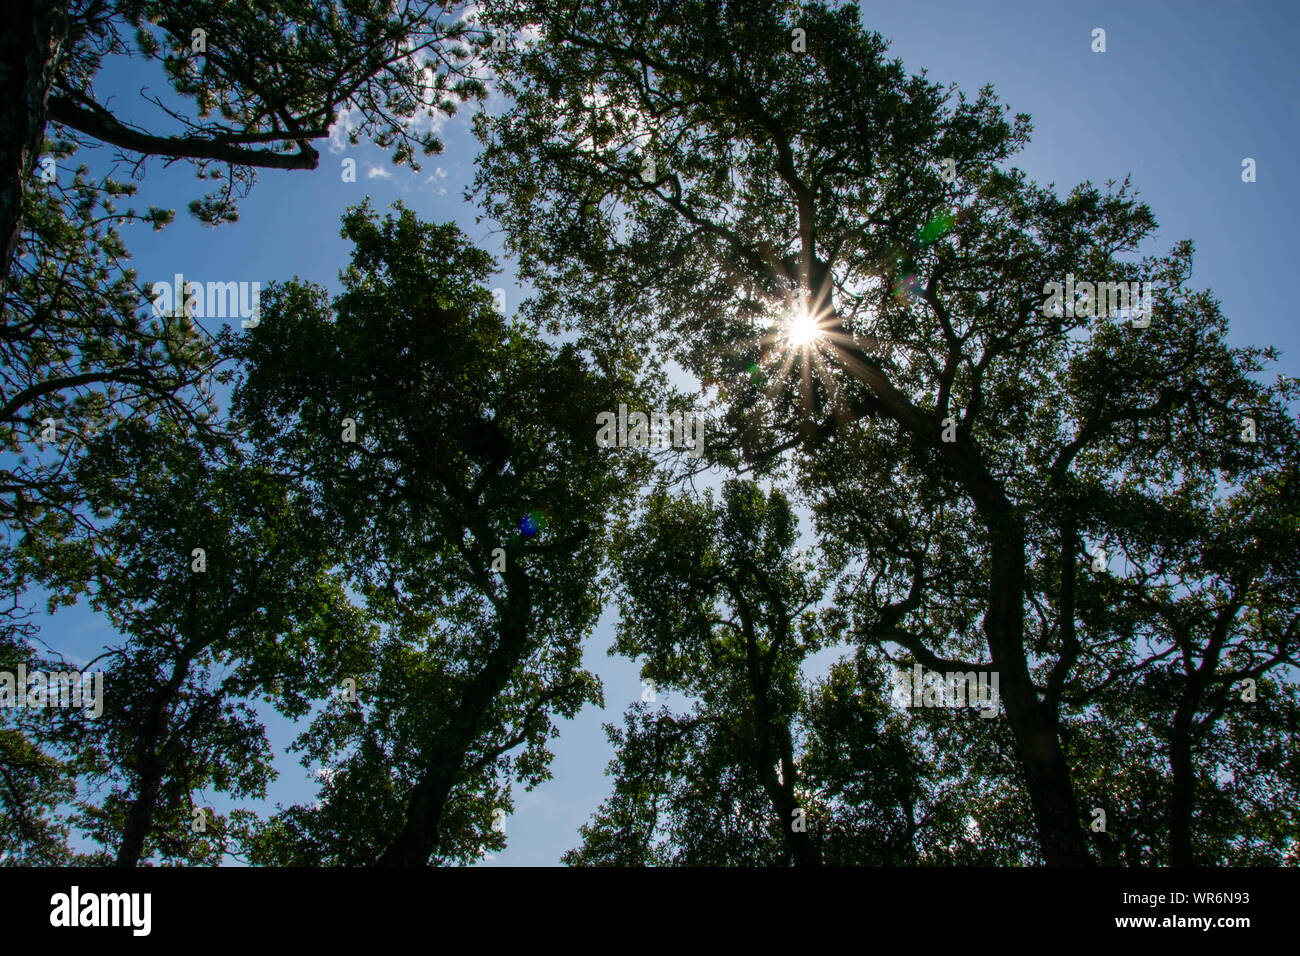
37 0 1300 864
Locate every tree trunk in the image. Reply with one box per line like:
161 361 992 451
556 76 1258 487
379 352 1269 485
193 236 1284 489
0 0 68 292
115 675 186 867
1168 692 1200 865
375 758 461 866
982 508 1091 866
115 586 205 867
114 753 167 867
732 577 822 866
377 565 533 865
764 750 821 867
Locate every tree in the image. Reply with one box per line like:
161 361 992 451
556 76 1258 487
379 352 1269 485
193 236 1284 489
2 0 489 282
474 0 1300 864
2 164 219 535
600 481 830 865
1068 423 1300 864
2 0 488 849
1 161 221 863
25 418 368 865
567 480 934 866
0 619 79 864
230 203 647 864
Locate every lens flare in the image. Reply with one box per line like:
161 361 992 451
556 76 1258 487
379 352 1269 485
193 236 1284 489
519 511 545 537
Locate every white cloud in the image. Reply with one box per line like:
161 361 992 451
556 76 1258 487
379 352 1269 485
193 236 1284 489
327 105 363 154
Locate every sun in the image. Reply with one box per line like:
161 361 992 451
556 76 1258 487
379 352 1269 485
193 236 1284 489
784 308 824 347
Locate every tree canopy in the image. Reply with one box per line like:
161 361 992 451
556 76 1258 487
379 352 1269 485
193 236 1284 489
4 0 1297 868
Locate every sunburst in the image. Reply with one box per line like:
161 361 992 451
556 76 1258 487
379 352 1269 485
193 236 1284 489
746 294 847 428
783 307 825 347
715 266 898 466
